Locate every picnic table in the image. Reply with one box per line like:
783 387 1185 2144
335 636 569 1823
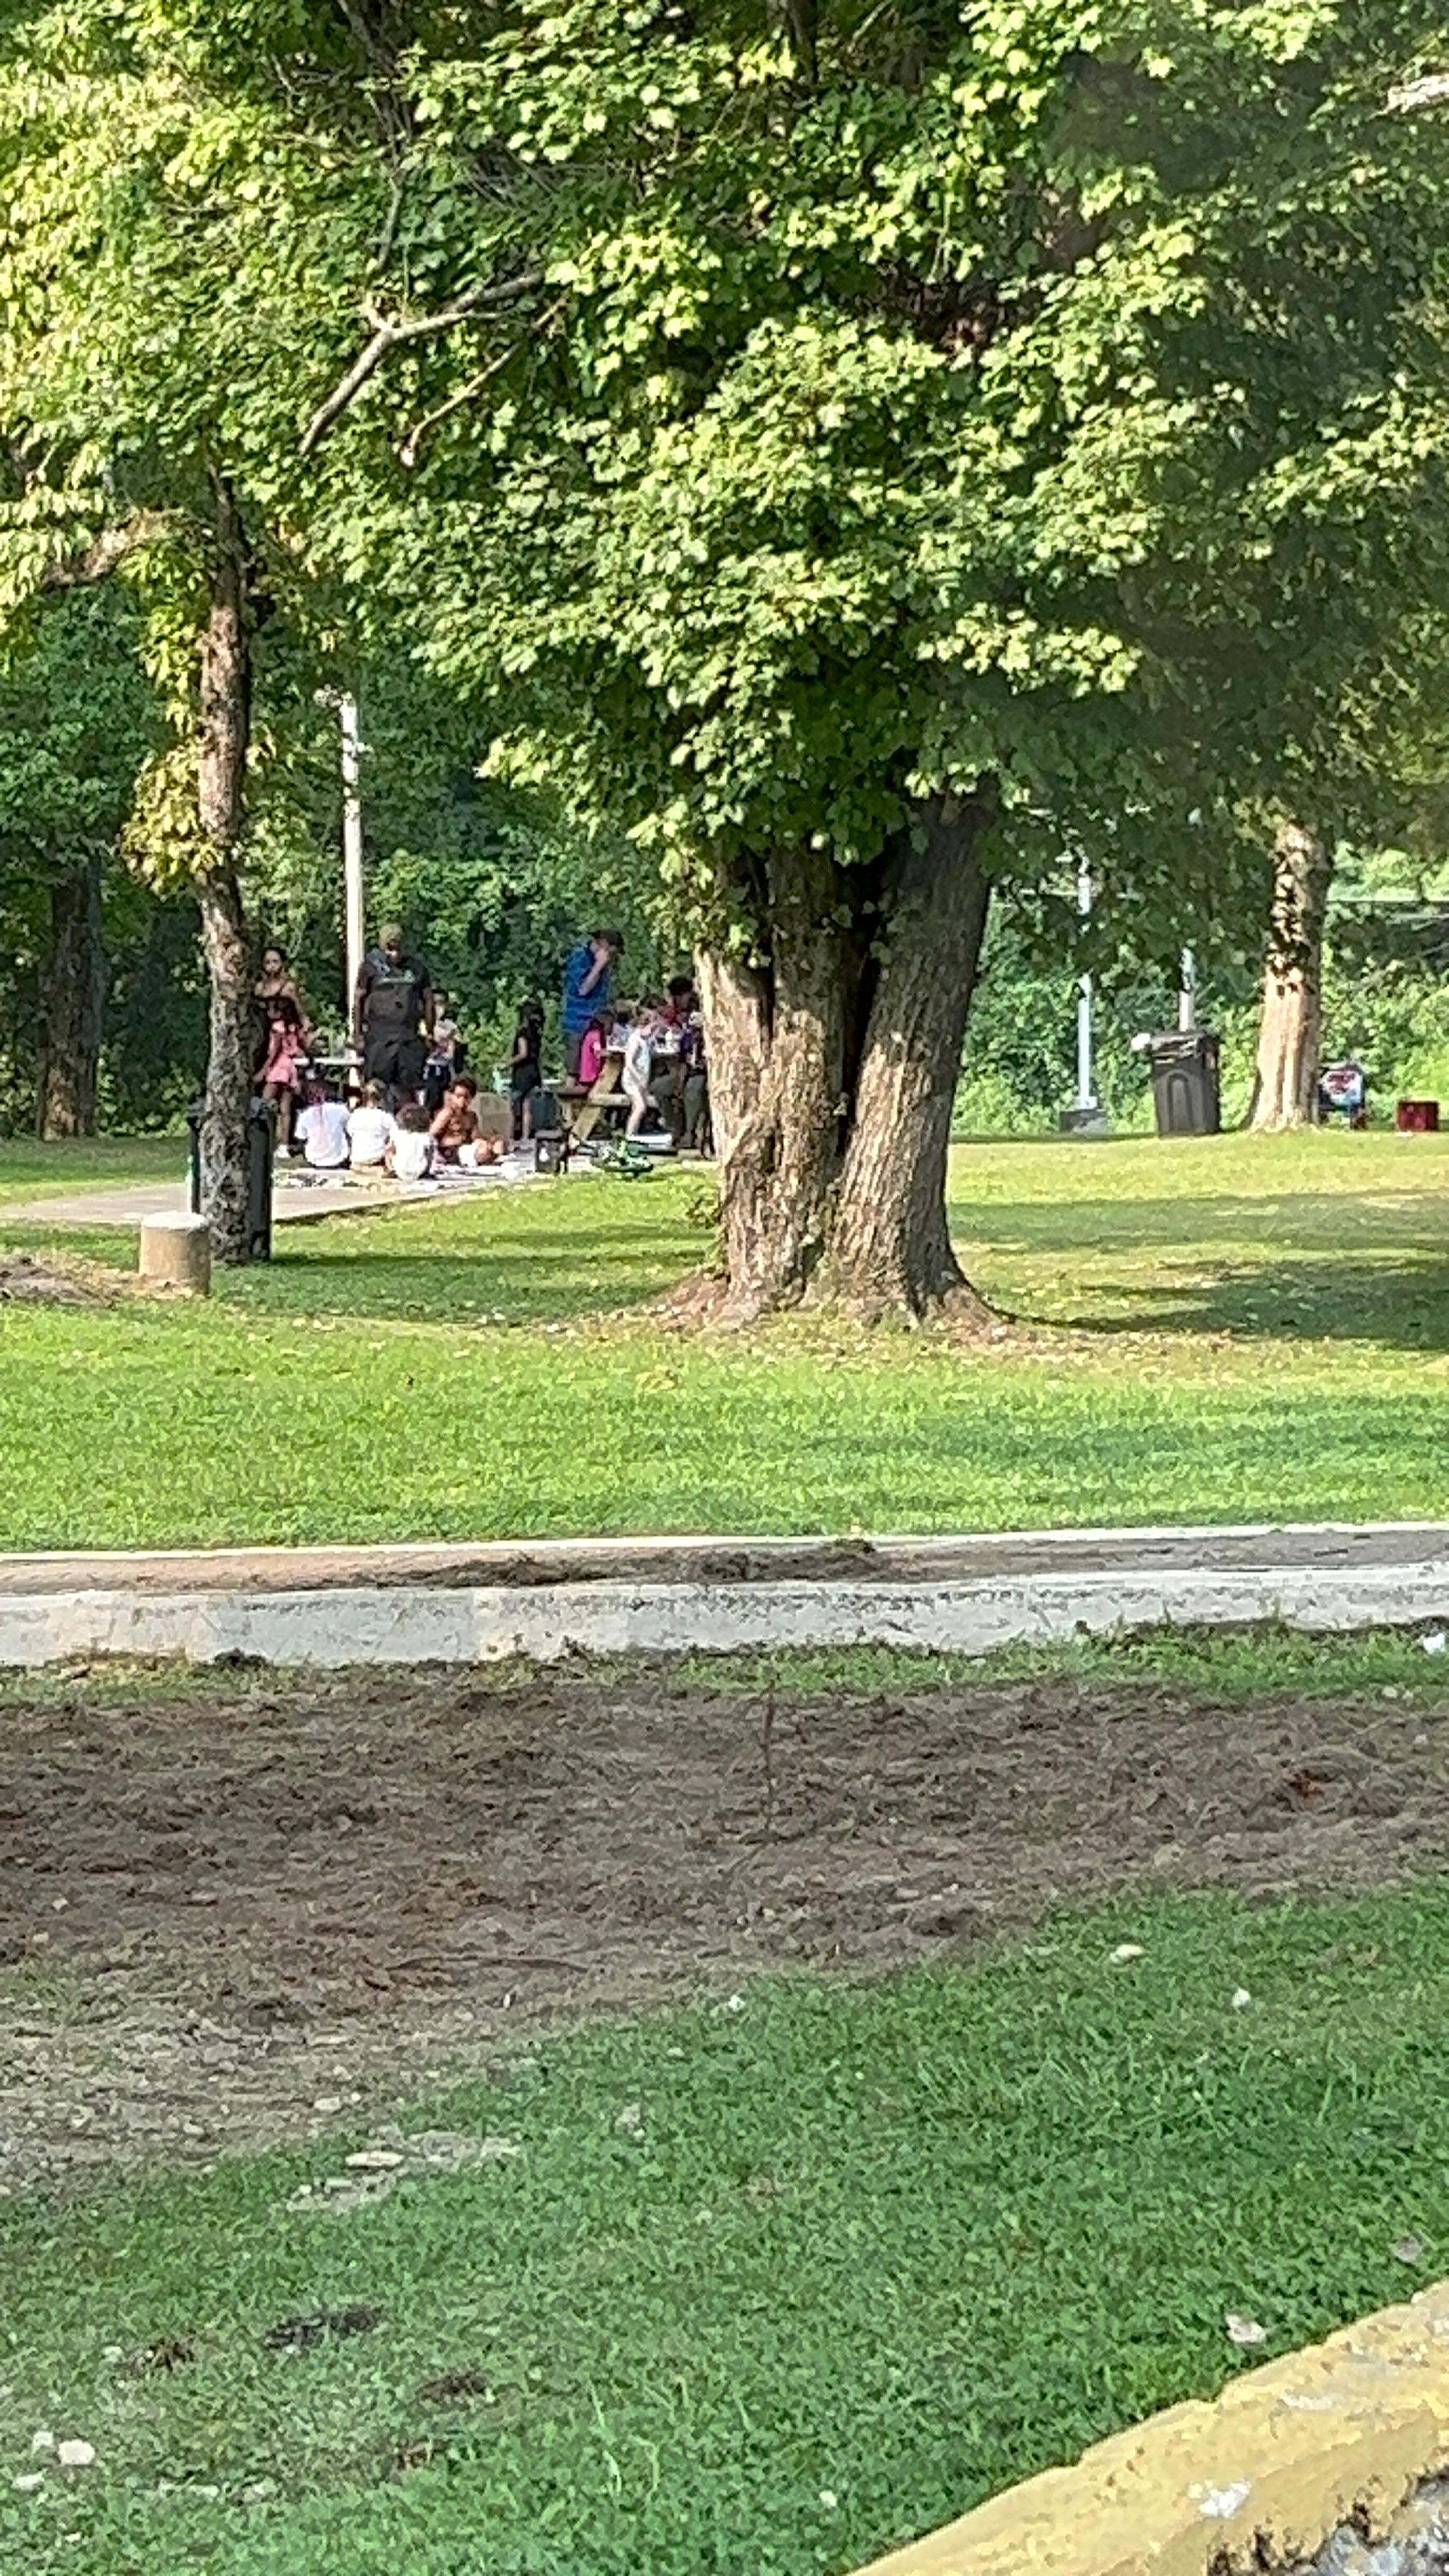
560 1048 628 1144
558 1036 691 1147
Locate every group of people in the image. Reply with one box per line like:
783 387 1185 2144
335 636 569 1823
254 925 501 1181
250 918 711 1180
561 931 710 1148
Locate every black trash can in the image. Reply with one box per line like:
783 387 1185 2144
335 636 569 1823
184 1095 275 1258
1148 1029 1220 1136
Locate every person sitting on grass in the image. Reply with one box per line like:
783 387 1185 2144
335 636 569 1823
347 1079 396 1171
459 1131 506 1171
386 1099 435 1181
294 1077 350 1171
430 1072 481 1165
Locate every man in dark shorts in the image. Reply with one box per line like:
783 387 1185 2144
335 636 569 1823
354 923 433 1101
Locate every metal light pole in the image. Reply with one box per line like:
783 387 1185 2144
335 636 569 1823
340 692 365 1025
1178 945 1197 1032
1076 860 1097 1112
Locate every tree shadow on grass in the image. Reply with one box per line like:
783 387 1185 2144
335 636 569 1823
1025 1254 1449 1352
241 1221 700 1326
950 1189 1449 1256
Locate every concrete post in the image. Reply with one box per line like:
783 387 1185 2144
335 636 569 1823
139 1213 212 1295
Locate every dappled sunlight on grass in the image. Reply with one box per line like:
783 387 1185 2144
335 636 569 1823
1 1131 1447 1544
10 1880 1449 2572
0 1134 184 1199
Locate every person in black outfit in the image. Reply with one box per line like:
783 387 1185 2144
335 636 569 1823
509 998 546 1144
354 922 433 1102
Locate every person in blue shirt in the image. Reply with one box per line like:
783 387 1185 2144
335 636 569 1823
561 928 624 1077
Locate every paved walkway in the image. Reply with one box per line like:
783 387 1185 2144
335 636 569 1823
3 1164 553 1230
2 1523 1446 1668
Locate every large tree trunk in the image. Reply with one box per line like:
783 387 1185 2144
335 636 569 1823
828 791 993 1318
36 855 106 1137
697 784 996 1322
197 478 255 1261
1250 819 1332 1130
698 843 859 1317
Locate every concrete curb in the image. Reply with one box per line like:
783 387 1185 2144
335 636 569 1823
1 1527 1448 1666
851 2279 1449 2576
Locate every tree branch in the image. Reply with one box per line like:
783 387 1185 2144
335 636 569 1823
1388 71 1449 112
769 0 818 84
396 293 566 466
299 273 543 458
40 510 176 590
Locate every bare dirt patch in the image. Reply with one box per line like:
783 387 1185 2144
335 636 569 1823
0 1250 119 1306
2 1666 1447 2190
0 1249 176 1307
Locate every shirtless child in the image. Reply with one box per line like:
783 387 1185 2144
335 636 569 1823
430 1075 504 1169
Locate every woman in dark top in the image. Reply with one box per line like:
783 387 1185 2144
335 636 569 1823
510 1000 545 1143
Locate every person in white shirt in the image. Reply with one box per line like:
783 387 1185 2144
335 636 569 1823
621 1002 659 1137
294 1084 350 1170
386 1100 436 1181
347 1079 396 1170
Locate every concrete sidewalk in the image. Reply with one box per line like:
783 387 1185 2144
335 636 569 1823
2 1165 549 1230
2 1522 1446 1668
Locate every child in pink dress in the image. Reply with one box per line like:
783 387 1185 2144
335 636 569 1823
258 1000 309 1151
577 1015 607 1088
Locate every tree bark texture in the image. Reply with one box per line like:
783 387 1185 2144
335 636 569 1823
828 792 993 1318
1250 819 1332 1130
698 843 857 1317
36 855 106 1137
697 786 995 1322
197 478 255 1262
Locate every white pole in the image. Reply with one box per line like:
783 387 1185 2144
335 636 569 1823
1076 861 1095 1111
340 693 364 1033
1178 946 1197 1032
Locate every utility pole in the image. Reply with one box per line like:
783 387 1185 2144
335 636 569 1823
340 692 364 1031
1076 860 1097 1112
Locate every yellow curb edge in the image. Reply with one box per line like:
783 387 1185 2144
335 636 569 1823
851 2280 1449 2576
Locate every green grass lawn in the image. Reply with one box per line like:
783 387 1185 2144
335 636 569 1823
0 1134 184 1201
7 1876 1449 2576
1 1128 1446 1548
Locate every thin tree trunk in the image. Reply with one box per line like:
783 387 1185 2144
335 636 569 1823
36 855 106 1137
197 477 254 1260
828 790 994 1318
698 843 859 1318
1250 820 1331 1131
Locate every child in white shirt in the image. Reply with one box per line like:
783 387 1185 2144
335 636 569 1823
621 1004 658 1137
387 1100 435 1181
295 1085 350 1169
347 1080 396 1169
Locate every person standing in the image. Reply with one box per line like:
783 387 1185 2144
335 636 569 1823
651 973 698 1144
354 922 433 1102
256 998 309 1152
561 928 624 1079
509 998 546 1144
